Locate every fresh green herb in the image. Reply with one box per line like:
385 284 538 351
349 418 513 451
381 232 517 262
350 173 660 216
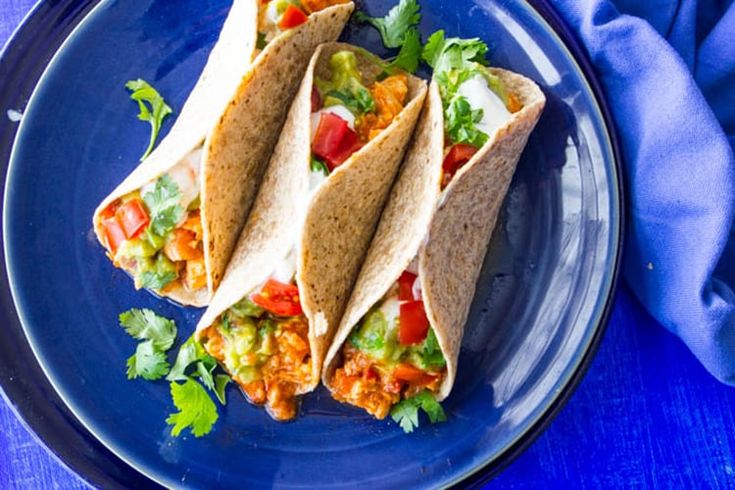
422 30 495 147
355 0 422 74
142 174 184 237
119 308 177 350
422 30 488 76
125 79 173 161
418 329 446 369
355 0 420 49
126 340 170 380
390 28 422 73
167 335 230 405
390 390 446 433
119 309 176 380
214 374 231 405
166 378 219 437
139 269 177 290
256 32 268 50
317 51 376 115
445 96 488 148
311 156 329 176
325 89 376 115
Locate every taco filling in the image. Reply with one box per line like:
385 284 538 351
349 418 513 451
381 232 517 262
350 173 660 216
258 0 351 47
330 34 524 419
100 150 206 294
309 50 409 188
198 48 410 421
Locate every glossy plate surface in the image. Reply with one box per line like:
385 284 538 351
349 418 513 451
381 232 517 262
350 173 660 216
2 0 621 487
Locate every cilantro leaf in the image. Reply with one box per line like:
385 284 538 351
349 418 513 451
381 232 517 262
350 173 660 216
310 156 329 176
355 0 422 74
167 335 228 404
422 30 488 75
445 96 489 148
325 89 376 115
125 79 173 161
142 174 184 237
119 308 177 351
422 30 494 148
389 28 422 73
214 374 231 405
167 336 201 381
166 378 219 437
419 329 446 369
390 390 446 433
139 269 177 290
354 0 420 48
126 340 170 380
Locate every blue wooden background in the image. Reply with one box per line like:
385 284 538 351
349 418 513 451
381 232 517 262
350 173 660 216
1 1 734 488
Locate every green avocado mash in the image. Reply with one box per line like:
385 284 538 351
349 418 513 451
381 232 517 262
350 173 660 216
349 307 446 371
316 51 376 116
215 298 281 382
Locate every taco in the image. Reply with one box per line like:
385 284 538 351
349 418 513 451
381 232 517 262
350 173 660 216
92 0 354 307
322 32 546 423
194 43 428 420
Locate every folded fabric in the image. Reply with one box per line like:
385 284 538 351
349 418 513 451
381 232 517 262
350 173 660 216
551 0 735 383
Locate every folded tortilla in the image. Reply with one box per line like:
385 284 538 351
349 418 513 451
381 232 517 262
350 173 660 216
196 43 427 401
92 0 354 307
323 68 546 402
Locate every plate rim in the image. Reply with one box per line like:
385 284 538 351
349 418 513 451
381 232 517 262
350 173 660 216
0 0 624 488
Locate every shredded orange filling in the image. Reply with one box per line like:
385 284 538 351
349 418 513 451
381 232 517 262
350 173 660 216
164 210 206 291
300 0 351 14
330 345 443 419
201 318 312 421
357 74 409 142
507 92 523 113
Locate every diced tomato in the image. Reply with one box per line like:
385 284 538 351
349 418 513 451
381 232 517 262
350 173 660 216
398 300 430 345
250 279 303 317
279 4 308 29
398 270 418 302
102 217 126 253
312 113 362 170
164 229 203 262
115 199 149 239
100 201 118 220
393 363 436 386
442 144 479 183
311 87 322 112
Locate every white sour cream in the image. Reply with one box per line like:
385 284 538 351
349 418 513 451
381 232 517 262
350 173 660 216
378 295 401 326
456 75 511 138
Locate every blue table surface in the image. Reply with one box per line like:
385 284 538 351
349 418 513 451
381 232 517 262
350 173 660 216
2 1 734 488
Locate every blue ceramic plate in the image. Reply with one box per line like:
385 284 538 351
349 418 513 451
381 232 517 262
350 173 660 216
0 0 622 487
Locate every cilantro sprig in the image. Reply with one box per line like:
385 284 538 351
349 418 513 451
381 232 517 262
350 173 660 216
166 378 219 437
142 174 184 238
355 0 423 73
125 79 173 161
422 30 493 148
119 308 177 380
118 309 228 438
168 335 231 405
390 390 447 433
164 334 230 437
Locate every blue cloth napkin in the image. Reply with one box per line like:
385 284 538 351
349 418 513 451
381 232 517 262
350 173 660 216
551 0 735 383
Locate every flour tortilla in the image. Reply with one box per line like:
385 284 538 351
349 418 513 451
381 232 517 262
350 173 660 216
323 68 546 401
92 0 354 307
196 43 428 393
